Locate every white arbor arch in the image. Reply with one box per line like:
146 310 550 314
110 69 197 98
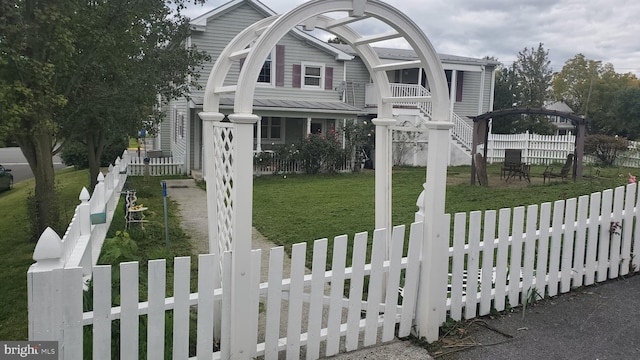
199 0 453 350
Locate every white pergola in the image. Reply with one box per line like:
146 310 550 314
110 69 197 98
199 0 453 351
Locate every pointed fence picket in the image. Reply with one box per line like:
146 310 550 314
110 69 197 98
445 183 640 321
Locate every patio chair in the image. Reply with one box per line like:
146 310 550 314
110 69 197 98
501 149 523 180
543 154 574 183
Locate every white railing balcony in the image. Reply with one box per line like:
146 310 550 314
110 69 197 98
365 83 432 118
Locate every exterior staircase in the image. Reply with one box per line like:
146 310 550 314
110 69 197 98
387 83 474 160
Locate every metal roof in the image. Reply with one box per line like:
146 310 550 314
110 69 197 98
190 97 363 115
330 44 501 67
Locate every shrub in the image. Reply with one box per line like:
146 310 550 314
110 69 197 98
297 130 345 174
61 135 128 169
584 134 629 166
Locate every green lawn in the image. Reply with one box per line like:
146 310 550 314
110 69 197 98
253 164 632 264
0 168 90 340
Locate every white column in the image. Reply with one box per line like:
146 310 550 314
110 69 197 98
478 66 486 114
306 117 312 135
416 120 454 342
228 112 260 358
449 70 457 121
256 117 262 153
372 117 396 252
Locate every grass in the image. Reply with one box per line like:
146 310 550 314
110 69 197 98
0 168 90 340
253 164 632 265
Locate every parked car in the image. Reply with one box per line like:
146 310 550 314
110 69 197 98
0 165 13 191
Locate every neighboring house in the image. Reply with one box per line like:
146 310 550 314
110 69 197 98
158 0 499 174
544 101 576 135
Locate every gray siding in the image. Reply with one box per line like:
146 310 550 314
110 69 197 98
190 3 344 103
453 70 481 118
344 56 371 109
164 97 188 161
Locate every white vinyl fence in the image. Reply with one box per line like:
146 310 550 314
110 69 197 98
441 183 640 322
127 155 185 176
484 132 640 167
27 224 422 360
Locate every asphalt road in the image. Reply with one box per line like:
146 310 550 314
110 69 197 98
0 147 67 183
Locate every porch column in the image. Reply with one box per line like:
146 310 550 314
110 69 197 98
372 117 396 252
256 117 262 153
416 120 454 342
228 112 260 357
198 111 225 253
306 117 312 135
449 70 457 121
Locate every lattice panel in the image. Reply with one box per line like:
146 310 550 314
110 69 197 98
213 123 234 260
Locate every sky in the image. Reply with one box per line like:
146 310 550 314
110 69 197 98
183 0 640 76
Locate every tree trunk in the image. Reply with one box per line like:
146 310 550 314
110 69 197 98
87 131 105 191
16 131 60 239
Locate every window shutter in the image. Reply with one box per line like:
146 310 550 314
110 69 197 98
325 66 333 90
456 71 464 102
292 64 301 88
276 45 285 87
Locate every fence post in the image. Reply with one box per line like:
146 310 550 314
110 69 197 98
91 172 106 218
372 117 396 256
228 113 260 358
28 227 64 341
416 121 453 342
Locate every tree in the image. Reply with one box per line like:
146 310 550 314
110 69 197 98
0 0 208 237
58 1 210 190
515 43 553 108
551 54 601 114
551 54 640 137
489 45 555 134
612 87 640 139
491 62 522 133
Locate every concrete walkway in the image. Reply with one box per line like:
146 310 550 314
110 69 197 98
164 178 434 359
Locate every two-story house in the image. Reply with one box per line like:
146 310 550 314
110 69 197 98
157 0 499 175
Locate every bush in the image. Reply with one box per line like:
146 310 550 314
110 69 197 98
297 130 345 174
61 135 128 169
584 134 629 166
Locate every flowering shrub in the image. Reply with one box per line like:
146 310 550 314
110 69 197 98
297 129 345 174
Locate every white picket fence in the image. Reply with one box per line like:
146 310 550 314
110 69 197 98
443 183 640 322
29 151 129 281
27 224 422 360
127 156 185 176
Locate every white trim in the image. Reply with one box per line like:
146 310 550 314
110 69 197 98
301 62 325 90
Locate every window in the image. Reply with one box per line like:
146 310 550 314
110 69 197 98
259 117 282 140
257 51 274 85
302 62 324 89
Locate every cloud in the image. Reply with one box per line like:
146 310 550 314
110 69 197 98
187 0 640 76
